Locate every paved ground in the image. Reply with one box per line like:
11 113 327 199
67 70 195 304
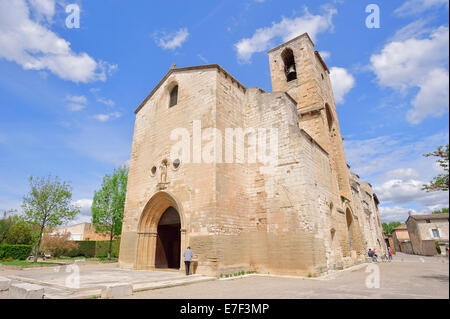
1 253 448 299
1 261 184 290
0 261 204 298
120 253 449 299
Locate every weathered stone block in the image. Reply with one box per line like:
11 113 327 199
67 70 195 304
101 283 133 299
9 283 44 299
0 277 11 291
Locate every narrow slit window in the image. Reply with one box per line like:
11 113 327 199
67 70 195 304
169 85 178 107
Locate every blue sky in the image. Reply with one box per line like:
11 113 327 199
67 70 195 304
0 0 448 224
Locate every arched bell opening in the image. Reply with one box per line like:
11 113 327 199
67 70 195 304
281 48 297 82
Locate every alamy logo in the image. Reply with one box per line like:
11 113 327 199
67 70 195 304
169 120 279 167
65 4 80 29
365 264 380 288
365 4 380 29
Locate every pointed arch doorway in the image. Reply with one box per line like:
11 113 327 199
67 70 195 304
136 192 186 270
155 207 181 269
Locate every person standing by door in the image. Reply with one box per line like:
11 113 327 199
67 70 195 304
184 246 193 275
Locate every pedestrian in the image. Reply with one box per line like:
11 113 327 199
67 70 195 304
184 246 193 276
388 247 393 260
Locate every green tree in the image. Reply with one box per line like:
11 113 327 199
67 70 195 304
4 220 34 245
21 175 79 262
0 210 18 244
382 221 402 235
92 166 128 260
422 144 449 192
432 207 449 215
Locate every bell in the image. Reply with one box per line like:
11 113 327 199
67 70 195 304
286 64 296 80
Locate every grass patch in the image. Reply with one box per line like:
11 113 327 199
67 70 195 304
86 257 118 263
0 260 61 267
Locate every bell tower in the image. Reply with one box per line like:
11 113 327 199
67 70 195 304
268 33 352 200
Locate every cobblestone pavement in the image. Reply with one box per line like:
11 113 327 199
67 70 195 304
121 253 448 299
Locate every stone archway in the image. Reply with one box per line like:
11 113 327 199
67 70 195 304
135 191 186 270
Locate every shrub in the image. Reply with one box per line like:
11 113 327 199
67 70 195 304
94 240 120 258
436 240 441 254
41 233 79 258
4 221 34 245
67 240 96 257
0 244 33 260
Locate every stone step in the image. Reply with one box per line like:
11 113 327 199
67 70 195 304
0 276 11 291
9 282 45 299
133 276 216 292
101 283 133 299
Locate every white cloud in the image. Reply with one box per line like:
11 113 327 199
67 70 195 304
93 112 122 122
73 198 92 216
66 198 92 225
234 7 336 63
407 68 449 124
395 0 449 16
66 95 87 112
383 168 421 180
197 54 208 64
28 0 55 22
329 66 355 104
155 28 189 50
390 19 433 42
379 206 417 223
344 131 448 180
66 95 87 104
370 26 449 124
374 179 448 206
67 103 86 111
89 88 116 107
319 50 330 60
344 132 449 215
0 0 115 83
97 97 115 107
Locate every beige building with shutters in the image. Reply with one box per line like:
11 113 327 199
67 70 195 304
118 33 387 277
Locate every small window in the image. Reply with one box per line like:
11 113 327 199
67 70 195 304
169 85 178 107
151 166 157 176
325 104 333 132
432 229 440 238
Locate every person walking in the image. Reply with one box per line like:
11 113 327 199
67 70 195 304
184 246 193 276
388 247 393 261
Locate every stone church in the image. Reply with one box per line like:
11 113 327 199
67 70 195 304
118 33 387 276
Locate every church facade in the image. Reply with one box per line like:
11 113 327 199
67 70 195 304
118 33 386 276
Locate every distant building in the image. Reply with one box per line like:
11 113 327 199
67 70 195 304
391 224 411 254
51 223 110 241
406 213 449 256
385 234 396 254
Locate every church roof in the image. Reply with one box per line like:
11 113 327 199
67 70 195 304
134 64 247 114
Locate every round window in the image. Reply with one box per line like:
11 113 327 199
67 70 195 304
173 159 181 169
